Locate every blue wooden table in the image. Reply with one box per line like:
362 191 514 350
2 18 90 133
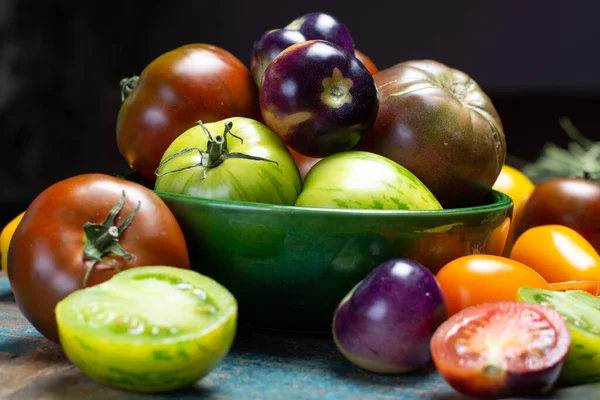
1 274 599 400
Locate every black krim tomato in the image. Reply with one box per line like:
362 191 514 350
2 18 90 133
154 117 302 205
333 259 448 373
357 59 506 209
516 177 600 253
517 286 600 385
56 266 237 393
431 301 571 399
260 40 378 158
117 44 261 182
250 12 355 87
7 174 190 342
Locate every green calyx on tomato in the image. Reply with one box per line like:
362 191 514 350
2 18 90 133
517 287 600 385
82 191 140 286
56 266 237 393
120 75 140 102
156 120 278 179
154 117 302 206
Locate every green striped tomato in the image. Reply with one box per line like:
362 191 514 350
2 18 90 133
56 266 238 393
295 151 443 210
154 117 302 205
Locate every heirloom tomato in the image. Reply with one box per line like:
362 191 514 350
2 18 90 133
154 117 302 205
7 174 190 342
510 224 600 283
516 178 600 253
492 164 535 254
431 301 570 399
435 254 549 316
1 211 24 275
354 49 378 75
117 44 261 182
56 266 237 393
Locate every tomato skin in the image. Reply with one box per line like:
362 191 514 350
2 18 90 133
7 174 190 342
510 224 600 283
492 165 535 255
354 49 379 75
0 211 24 275
516 178 600 253
154 117 302 205
548 280 600 295
435 254 549 316
288 147 321 181
431 301 570 399
117 44 261 182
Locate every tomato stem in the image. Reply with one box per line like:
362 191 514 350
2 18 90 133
82 191 141 286
120 76 139 102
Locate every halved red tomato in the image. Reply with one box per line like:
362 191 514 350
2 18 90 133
548 280 600 296
431 301 571 399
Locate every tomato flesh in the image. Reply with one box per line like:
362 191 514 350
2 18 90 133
431 301 570 399
56 266 237 393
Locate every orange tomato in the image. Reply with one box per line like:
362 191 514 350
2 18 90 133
492 165 535 255
548 280 600 295
510 224 600 283
354 49 379 75
435 254 549 317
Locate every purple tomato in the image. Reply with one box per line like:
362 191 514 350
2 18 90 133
250 29 307 87
285 12 354 54
260 40 378 158
333 259 448 374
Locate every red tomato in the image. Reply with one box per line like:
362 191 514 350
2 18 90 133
117 44 261 181
288 147 321 181
435 254 549 316
510 224 600 283
548 280 600 295
431 301 571 399
7 173 190 342
354 49 379 75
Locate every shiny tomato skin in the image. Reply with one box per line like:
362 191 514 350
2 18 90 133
516 178 600 253
435 254 549 317
548 280 600 295
7 174 190 342
288 147 321 181
510 224 600 283
354 49 378 75
431 301 570 399
117 44 261 182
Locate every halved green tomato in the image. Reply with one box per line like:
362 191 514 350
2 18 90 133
55 266 238 393
517 287 600 385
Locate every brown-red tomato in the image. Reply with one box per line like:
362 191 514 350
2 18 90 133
7 173 190 342
117 44 261 181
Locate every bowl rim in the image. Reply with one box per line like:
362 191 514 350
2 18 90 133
154 189 513 217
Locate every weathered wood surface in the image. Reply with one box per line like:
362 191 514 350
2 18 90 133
2 274 600 400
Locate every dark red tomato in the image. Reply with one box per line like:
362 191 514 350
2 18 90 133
516 177 600 253
431 301 571 399
7 173 190 342
288 147 321 181
117 44 261 182
354 49 378 75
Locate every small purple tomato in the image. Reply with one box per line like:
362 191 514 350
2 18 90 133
332 259 448 374
250 29 307 87
259 40 378 158
285 12 354 54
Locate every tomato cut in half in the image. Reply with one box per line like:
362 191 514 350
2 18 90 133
517 287 600 385
548 280 600 296
56 266 238 393
430 301 570 399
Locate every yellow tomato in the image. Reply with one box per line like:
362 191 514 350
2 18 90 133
1 211 25 275
510 224 600 283
492 165 535 254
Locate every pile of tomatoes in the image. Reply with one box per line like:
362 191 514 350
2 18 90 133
0 8 599 399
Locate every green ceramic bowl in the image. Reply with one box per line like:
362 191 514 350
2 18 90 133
155 189 513 333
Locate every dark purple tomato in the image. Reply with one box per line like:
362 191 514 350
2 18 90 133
250 29 307 87
285 12 354 54
357 59 506 209
332 259 448 374
260 40 378 158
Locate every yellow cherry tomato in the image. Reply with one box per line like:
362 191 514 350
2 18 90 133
1 211 25 275
492 165 535 254
510 224 600 283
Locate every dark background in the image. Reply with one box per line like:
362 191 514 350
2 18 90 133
1 0 600 226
